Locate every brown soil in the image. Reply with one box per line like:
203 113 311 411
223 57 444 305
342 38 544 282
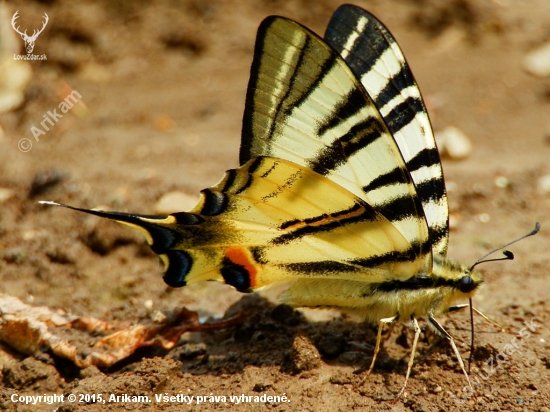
1 0 550 411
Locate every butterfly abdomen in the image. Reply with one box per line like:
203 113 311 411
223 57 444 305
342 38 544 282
280 256 483 322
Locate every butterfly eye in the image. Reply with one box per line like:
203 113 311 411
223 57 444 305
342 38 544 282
458 276 476 293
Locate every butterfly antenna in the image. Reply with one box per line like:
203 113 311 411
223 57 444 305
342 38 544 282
469 222 540 271
467 222 540 371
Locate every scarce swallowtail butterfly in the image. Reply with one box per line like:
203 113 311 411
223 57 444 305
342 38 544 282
41 4 539 396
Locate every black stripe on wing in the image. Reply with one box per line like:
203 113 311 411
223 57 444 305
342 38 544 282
277 242 424 276
351 242 423 268
310 115 388 175
382 96 425 137
317 87 366 136
273 203 374 245
374 66 417 109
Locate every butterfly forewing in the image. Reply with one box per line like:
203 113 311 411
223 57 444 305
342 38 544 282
240 17 432 274
325 5 449 255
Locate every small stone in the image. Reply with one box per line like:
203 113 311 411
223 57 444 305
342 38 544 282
435 126 472 160
154 191 198 215
537 174 550 194
523 42 550 77
151 310 168 323
317 333 346 358
338 351 365 365
476 213 491 223
178 342 207 360
448 212 461 230
252 383 270 392
0 188 14 204
284 332 321 374
494 176 509 188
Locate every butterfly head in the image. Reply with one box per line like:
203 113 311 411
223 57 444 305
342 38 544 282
434 254 483 287
457 273 478 294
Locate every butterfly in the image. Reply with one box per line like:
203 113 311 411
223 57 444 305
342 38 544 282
42 4 532 396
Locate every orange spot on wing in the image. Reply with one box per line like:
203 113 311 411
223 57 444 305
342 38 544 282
225 247 259 288
282 206 365 230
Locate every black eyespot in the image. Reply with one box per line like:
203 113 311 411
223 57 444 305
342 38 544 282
220 257 251 293
458 275 476 293
163 250 193 287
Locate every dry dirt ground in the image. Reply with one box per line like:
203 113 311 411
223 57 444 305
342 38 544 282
1 0 550 411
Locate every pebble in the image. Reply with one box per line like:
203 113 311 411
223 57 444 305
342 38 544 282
494 176 509 188
316 333 346 358
435 126 472 159
338 351 365 365
178 342 207 360
448 212 461 230
0 188 14 204
476 213 491 223
154 190 198 214
538 174 550 195
285 332 321 374
523 41 550 77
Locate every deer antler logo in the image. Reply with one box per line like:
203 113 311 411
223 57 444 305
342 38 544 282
11 11 49 54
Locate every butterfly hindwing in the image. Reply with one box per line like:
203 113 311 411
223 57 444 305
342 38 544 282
51 157 431 295
189 157 431 290
240 16 432 274
324 5 449 255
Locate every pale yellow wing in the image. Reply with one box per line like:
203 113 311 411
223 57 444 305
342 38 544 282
45 158 425 296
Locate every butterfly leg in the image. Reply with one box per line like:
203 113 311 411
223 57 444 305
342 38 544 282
472 307 506 331
428 314 473 392
396 316 421 397
447 304 469 313
357 314 398 387
448 304 506 331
